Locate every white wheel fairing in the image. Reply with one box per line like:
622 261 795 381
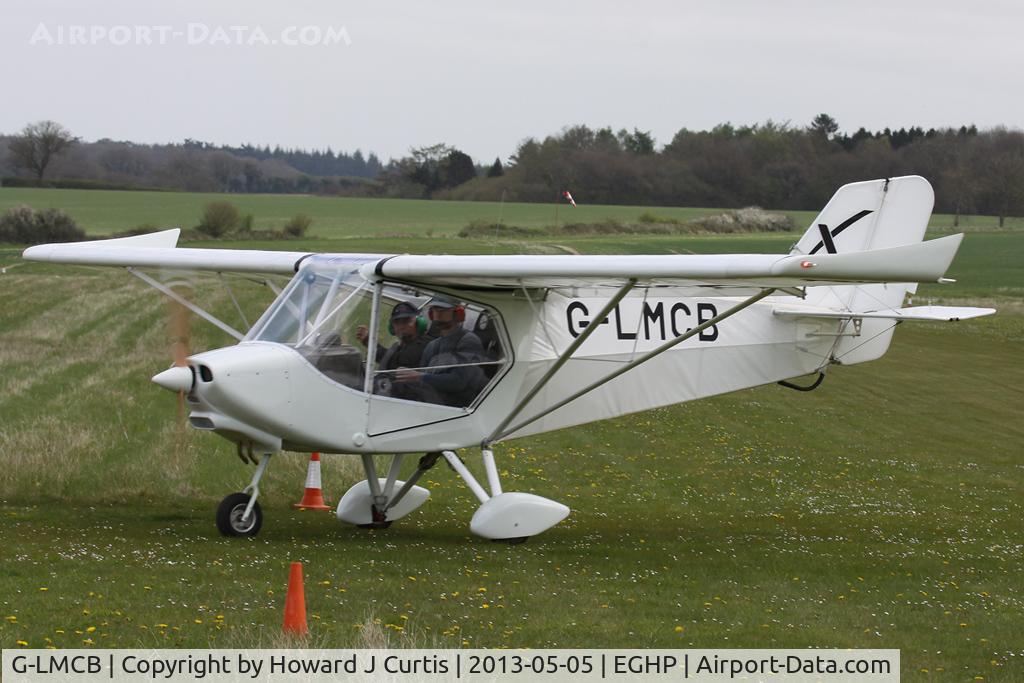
470 492 570 539
335 479 430 526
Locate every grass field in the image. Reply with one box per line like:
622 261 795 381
3 186 1024 237
1 192 1022 681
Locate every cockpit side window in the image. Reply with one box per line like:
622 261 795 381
366 284 507 408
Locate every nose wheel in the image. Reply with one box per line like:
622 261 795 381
217 452 272 537
216 492 263 536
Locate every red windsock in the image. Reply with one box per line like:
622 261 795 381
282 562 308 635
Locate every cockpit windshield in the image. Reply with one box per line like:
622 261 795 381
246 257 377 389
246 256 509 407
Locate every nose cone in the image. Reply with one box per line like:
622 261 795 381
152 365 194 393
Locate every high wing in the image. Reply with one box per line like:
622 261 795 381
25 229 966 290
24 228 317 274
370 233 965 289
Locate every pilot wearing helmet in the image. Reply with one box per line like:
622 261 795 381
394 296 488 407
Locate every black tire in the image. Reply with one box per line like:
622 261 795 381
493 536 529 545
216 492 262 537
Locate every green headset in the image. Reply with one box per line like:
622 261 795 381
388 311 429 336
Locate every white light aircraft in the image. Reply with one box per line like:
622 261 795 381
22 176 994 541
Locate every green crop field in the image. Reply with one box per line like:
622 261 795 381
2 186 1023 237
1 192 1022 681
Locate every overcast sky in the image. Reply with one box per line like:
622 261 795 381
2 0 1021 163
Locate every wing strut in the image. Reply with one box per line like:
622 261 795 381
485 279 638 444
490 287 777 443
129 268 245 341
218 273 250 329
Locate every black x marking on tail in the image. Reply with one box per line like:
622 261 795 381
809 209 874 254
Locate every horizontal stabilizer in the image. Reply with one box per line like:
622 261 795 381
773 304 996 322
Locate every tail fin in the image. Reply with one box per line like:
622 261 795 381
793 176 936 365
791 175 934 258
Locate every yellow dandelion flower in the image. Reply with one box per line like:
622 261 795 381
39 587 48 592
5 616 16 623
17 640 28 647
674 625 684 633
194 619 203 624
86 626 96 633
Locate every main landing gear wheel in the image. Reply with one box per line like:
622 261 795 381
216 492 263 537
357 506 392 530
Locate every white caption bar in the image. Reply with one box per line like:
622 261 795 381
3 648 899 682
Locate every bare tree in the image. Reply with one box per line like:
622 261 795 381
7 120 78 180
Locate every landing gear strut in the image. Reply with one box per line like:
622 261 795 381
216 452 271 537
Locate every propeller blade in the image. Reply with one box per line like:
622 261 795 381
166 287 192 424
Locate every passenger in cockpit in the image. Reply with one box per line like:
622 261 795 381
357 301 432 399
394 297 488 407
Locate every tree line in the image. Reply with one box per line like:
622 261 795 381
0 123 382 195
443 117 1024 226
2 116 1023 223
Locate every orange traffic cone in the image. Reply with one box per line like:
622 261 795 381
293 452 331 510
282 562 308 636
